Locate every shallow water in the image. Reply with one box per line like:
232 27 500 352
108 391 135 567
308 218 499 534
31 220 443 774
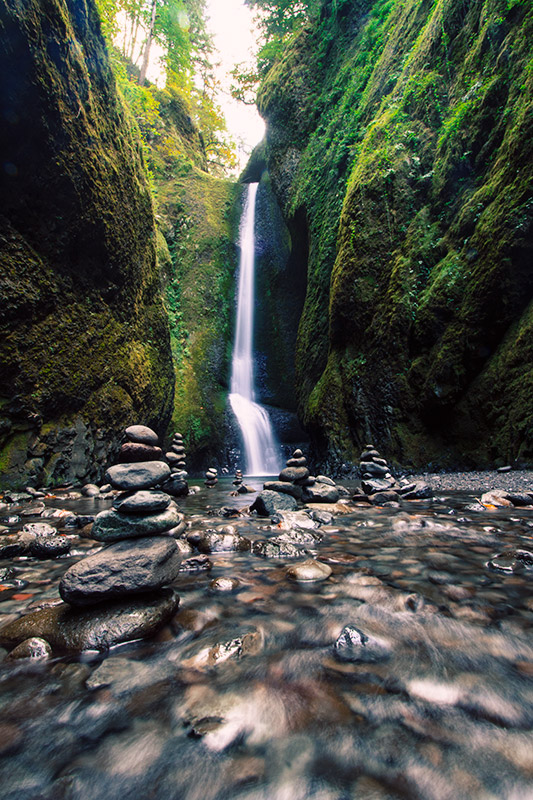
0 478 532 800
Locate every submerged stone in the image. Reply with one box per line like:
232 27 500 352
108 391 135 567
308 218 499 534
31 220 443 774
196 531 251 553
7 637 52 661
286 559 332 581
334 625 392 663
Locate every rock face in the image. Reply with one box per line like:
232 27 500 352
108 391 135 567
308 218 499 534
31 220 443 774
257 0 533 469
0 0 174 488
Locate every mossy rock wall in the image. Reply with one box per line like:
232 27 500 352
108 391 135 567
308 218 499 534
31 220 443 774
258 0 533 469
0 0 174 487
148 89 240 470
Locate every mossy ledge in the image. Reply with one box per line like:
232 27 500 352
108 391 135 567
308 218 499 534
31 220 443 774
0 0 174 488
258 0 533 470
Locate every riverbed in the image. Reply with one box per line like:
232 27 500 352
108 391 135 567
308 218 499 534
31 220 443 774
0 477 532 800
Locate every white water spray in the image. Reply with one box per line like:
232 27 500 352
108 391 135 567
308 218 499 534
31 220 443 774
229 183 282 476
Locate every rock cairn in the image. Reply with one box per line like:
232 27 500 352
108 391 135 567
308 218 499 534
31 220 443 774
233 469 243 487
252 448 340 515
354 444 433 505
163 431 189 497
205 467 218 488
59 424 182 613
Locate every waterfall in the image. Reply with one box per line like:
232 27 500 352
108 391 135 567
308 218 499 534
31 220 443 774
229 183 282 476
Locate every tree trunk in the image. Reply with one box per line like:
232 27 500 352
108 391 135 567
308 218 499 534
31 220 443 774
138 0 157 85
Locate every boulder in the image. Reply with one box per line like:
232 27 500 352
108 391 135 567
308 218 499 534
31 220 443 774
302 484 340 504
263 481 303 500
278 466 310 483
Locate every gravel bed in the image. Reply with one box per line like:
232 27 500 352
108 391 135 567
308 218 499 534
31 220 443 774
406 469 533 494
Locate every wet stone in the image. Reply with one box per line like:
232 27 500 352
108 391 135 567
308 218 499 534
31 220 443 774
251 539 302 558
81 484 100 497
251 490 298 516
209 577 240 593
333 625 392 663
29 535 71 559
279 466 310 483
112 490 171 516
105 461 171 491
362 477 397 494
22 522 56 537
0 589 179 653
59 536 181 606
302 483 341 504
7 637 52 660
196 531 251 553
263 481 302 500
125 424 159 446
286 559 333 582
91 505 181 542
180 555 212 573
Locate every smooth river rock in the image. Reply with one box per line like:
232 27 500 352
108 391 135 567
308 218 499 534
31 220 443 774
125 425 159 445
0 590 179 653
59 537 181 606
105 461 170 491
196 531 251 553
263 481 303 500
91 505 181 542
279 466 310 483
286 559 333 582
112 490 171 516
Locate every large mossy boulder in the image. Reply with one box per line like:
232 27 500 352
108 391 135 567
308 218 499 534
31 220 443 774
0 0 174 487
257 0 533 469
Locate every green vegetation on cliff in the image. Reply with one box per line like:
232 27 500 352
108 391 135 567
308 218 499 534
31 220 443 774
0 0 174 487
258 0 533 468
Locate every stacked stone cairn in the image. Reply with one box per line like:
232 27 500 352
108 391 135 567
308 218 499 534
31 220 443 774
233 469 243 487
252 448 340 516
205 467 218 488
58 424 183 619
163 431 189 497
354 444 433 505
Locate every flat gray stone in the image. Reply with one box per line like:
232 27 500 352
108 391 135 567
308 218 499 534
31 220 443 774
91 505 181 542
0 590 179 653
286 559 332 582
59 536 181 606
112 490 171 515
105 461 170 491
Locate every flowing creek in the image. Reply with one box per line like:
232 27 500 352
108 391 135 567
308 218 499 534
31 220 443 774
0 479 532 799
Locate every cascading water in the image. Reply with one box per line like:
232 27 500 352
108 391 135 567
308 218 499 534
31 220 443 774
229 183 282 476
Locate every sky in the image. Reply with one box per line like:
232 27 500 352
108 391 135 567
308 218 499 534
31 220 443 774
204 0 266 167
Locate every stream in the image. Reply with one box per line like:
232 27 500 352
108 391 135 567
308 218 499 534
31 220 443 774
0 478 532 800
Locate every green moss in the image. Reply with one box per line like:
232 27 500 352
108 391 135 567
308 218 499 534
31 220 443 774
259 0 533 467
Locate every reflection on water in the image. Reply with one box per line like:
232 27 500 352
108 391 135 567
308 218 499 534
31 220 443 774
0 478 532 800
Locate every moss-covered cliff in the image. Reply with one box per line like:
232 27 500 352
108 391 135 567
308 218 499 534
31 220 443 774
0 0 174 487
258 0 533 469
146 83 240 469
